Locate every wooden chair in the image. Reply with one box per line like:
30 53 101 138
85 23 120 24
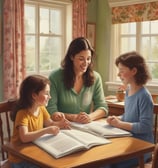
151 143 158 168
152 94 158 143
134 144 158 168
0 99 17 167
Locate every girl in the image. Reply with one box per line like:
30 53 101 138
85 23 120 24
106 51 154 168
9 75 70 168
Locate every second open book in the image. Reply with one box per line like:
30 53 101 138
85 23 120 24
33 121 131 159
71 120 132 138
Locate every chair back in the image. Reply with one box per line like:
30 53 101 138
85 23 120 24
0 99 17 161
152 143 158 168
152 94 158 104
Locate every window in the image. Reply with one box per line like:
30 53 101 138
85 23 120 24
107 20 158 92
24 0 72 76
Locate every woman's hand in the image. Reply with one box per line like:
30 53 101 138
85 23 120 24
54 118 71 129
51 112 71 129
75 112 91 124
52 112 65 121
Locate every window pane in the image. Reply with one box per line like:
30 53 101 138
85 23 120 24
151 20 158 34
40 37 62 72
25 5 35 33
26 36 36 72
121 37 136 53
50 9 62 35
148 63 158 81
40 8 49 34
142 21 150 34
121 22 136 34
141 37 150 60
151 37 158 60
141 37 158 60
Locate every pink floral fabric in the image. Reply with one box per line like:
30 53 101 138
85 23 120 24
3 0 25 100
112 2 158 24
72 0 87 38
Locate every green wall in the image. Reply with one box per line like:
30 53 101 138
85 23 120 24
87 0 97 22
0 0 3 101
0 0 112 100
87 0 111 96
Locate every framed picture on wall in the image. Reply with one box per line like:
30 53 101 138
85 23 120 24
86 23 96 48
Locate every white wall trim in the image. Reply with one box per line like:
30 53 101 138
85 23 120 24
108 0 158 7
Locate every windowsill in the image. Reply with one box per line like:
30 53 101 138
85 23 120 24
105 81 158 94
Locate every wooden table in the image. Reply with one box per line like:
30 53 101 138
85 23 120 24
3 137 155 168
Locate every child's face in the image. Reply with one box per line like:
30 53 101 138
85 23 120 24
117 63 137 85
34 84 51 106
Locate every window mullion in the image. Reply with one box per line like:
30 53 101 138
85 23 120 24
136 22 141 51
36 4 40 74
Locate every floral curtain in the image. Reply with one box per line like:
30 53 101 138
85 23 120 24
72 0 88 38
112 1 158 24
3 0 25 100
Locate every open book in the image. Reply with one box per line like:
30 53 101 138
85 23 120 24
71 121 132 138
33 129 111 159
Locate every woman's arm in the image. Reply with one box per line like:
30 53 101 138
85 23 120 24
92 72 108 119
89 109 106 121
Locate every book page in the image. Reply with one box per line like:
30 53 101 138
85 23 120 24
87 121 132 138
33 132 86 158
62 129 111 148
71 121 131 138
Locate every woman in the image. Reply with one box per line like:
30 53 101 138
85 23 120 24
47 37 108 124
106 51 154 168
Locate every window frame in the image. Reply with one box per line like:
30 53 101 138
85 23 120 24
25 0 72 76
106 22 158 94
